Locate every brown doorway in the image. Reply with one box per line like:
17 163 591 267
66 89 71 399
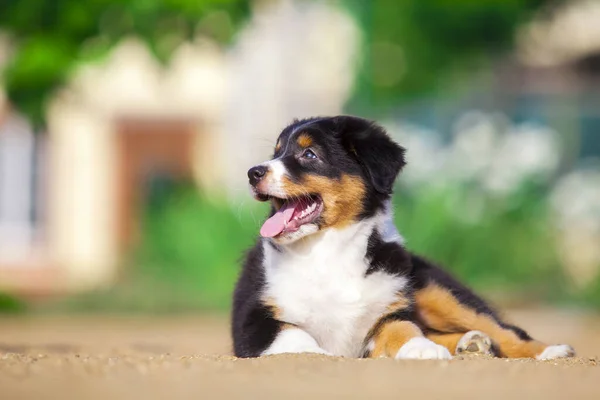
116 119 195 251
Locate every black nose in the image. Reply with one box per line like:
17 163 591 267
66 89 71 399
248 165 268 186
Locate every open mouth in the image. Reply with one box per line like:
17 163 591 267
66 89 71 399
259 194 323 238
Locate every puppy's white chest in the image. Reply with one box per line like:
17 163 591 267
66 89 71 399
263 238 405 357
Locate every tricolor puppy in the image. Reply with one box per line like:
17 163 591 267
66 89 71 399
232 116 575 360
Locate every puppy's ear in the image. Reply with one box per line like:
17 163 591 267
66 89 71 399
333 115 406 195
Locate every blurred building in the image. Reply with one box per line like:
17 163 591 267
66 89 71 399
0 0 358 294
2 0 599 296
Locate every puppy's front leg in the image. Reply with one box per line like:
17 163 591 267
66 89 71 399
263 325 331 356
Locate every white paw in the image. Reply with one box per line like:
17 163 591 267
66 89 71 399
396 337 452 360
536 344 575 360
262 328 333 356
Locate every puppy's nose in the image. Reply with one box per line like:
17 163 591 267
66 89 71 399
248 165 268 186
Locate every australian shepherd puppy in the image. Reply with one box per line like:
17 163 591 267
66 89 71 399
232 115 575 360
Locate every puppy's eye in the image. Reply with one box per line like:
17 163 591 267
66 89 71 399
302 149 318 160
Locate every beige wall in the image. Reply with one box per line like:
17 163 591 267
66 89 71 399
47 105 118 290
46 39 227 290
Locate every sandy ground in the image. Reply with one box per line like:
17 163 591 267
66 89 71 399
1 308 599 399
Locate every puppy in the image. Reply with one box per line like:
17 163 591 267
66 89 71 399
231 115 575 360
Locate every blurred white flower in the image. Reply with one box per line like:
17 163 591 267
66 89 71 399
387 111 560 196
551 168 600 231
386 110 598 287
485 122 560 194
550 168 600 287
384 120 446 187
449 110 501 183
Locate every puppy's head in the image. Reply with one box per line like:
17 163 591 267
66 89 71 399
248 116 405 244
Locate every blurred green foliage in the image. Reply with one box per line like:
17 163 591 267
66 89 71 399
0 0 562 126
393 181 564 299
49 185 265 313
574 279 600 309
0 0 250 127
0 291 27 314
128 184 262 310
343 0 555 112
3 0 593 313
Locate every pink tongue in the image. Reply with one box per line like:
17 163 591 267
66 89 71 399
260 202 297 238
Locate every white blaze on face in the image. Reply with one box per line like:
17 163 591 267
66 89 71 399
261 159 289 198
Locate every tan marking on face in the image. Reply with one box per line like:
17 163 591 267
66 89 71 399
275 140 282 153
281 174 366 229
369 320 423 358
415 284 547 358
296 133 313 148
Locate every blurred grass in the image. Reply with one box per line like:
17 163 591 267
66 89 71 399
0 292 27 314
393 181 567 303
47 184 266 313
575 279 600 309
44 180 599 313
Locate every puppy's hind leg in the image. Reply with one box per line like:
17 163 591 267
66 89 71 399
364 308 452 360
415 283 575 359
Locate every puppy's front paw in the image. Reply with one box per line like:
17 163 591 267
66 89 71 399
536 344 575 360
262 328 333 356
396 337 452 360
263 344 332 356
